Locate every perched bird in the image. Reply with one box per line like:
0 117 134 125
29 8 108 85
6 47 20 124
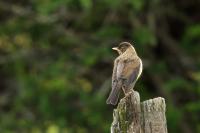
106 42 143 105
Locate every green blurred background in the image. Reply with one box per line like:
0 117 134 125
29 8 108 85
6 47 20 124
0 0 200 133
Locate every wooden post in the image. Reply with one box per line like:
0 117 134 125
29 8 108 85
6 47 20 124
111 90 167 133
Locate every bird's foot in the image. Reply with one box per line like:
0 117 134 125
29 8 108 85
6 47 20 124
125 90 133 97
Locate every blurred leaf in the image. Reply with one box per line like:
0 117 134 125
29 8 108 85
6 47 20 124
190 72 200 82
133 27 156 46
96 25 123 38
31 128 42 133
130 0 144 11
104 0 122 9
46 124 59 133
33 0 69 15
79 0 92 11
184 101 200 112
182 24 200 54
183 24 200 41
77 78 92 92
14 33 32 48
167 104 182 132
163 77 189 92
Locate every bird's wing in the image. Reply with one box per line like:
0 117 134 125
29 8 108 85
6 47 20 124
116 58 141 88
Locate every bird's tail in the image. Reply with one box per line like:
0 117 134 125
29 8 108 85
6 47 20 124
106 86 121 105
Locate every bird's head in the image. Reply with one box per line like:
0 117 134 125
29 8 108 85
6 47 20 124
112 42 135 55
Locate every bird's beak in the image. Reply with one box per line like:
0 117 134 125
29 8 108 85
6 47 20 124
112 47 118 51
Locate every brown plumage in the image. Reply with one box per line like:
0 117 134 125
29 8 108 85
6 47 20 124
106 42 143 105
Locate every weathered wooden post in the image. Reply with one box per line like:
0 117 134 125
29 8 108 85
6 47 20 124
111 90 167 133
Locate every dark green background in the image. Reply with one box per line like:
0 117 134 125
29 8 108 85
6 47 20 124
0 0 200 133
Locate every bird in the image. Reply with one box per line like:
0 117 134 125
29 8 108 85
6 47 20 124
106 42 143 105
